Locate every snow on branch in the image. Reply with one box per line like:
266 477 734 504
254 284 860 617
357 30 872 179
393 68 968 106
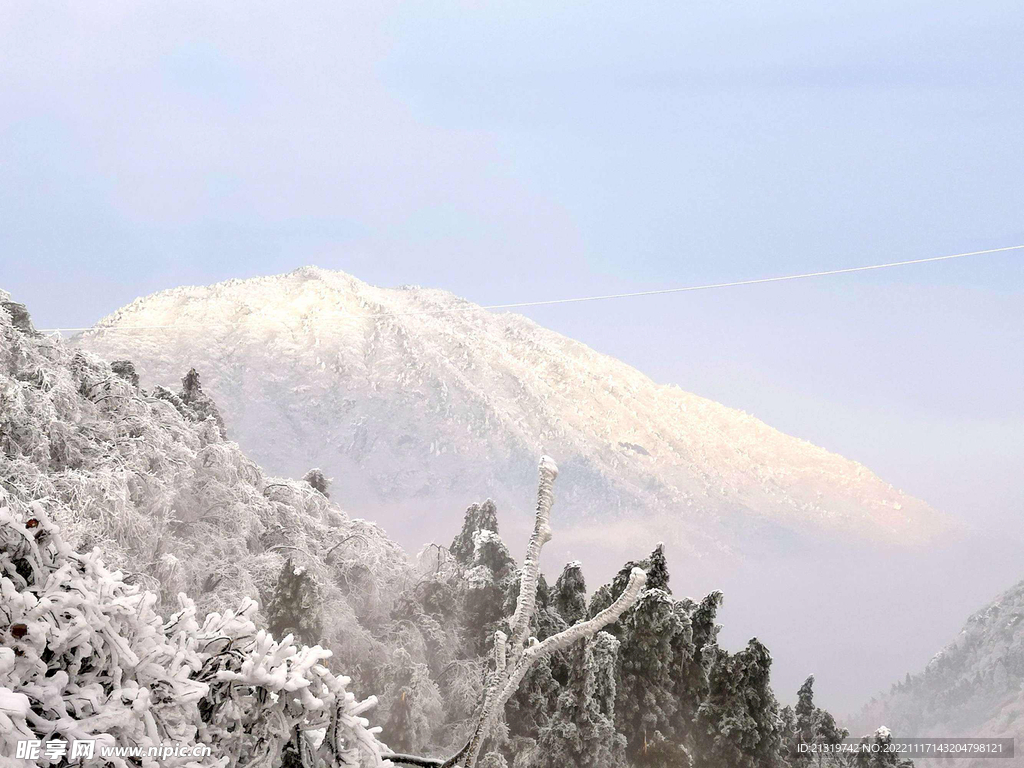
383 456 648 768
507 455 557 655
0 500 390 767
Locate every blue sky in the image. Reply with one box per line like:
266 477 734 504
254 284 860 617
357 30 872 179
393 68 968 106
2 1 1023 710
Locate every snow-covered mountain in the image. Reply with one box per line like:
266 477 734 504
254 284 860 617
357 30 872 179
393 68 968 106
76 266 945 556
853 579 1024 767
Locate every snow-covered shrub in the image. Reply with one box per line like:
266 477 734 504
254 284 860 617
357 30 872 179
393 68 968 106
0 500 389 767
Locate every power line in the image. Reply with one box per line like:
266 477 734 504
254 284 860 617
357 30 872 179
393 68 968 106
38 243 1024 333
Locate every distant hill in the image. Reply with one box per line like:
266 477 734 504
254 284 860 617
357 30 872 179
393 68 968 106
853 579 1024 767
77 266 946 558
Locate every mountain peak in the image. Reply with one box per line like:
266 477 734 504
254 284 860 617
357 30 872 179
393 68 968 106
78 271 948 559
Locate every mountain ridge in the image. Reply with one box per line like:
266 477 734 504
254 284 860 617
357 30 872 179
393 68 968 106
76 266 947 557
852 576 1024 766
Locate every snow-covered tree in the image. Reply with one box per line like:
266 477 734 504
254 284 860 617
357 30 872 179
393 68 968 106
0 501 389 767
614 587 690 764
180 367 227 438
265 556 325 647
531 633 627 768
381 648 445 754
381 457 647 768
0 299 415 729
450 500 501 566
851 727 914 768
304 468 331 497
782 675 850 767
0 299 36 334
551 561 588 626
1 293 860 768
694 638 783 768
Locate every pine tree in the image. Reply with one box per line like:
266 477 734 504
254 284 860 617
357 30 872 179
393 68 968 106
645 543 671 593
505 574 566 751
451 499 500 565
783 674 849 767
552 561 588 626
463 528 517 653
1 300 37 334
180 367 227 437
793 675 818 765
532 634 627 768
383 457 648 768
693 638 783 768
690 590 724 657
303 467 330 497
588 544 672 626
110 359 140 389
780 705 799 765
814 710 847 765
264 557 323 646
614 588 692 763
796 676 816 740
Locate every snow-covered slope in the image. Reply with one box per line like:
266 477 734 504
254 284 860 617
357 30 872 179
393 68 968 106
853 579 1024 767
0 290 398 764
77 267 945 555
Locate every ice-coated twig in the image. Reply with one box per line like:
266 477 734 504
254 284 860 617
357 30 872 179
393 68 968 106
460 565 646 766
384 456 648 768
507 455 558 656
493 630 507 672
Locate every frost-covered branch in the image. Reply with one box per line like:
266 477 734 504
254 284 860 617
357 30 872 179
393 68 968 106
462 566 646 766
493 630 507 672
0 503 390 767
383 456 647 768
384 755 445 767
507 455 558 655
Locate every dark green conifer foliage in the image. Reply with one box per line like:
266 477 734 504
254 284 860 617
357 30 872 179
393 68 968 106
303 467 330 497
588 544 673 628
645 543 671 593
265 557 323 647
450 499 500 565
795 675 818 761
815 710 847 761
690 591 724 657
505 575 568 748
694 638 783 768
532 633 628 768
552 561 588 626
0 300 37 334
110 360 140 389
782 674 850 766
374 497 864 768
462 526 516 654
180 367 227 437
615 588 689 762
